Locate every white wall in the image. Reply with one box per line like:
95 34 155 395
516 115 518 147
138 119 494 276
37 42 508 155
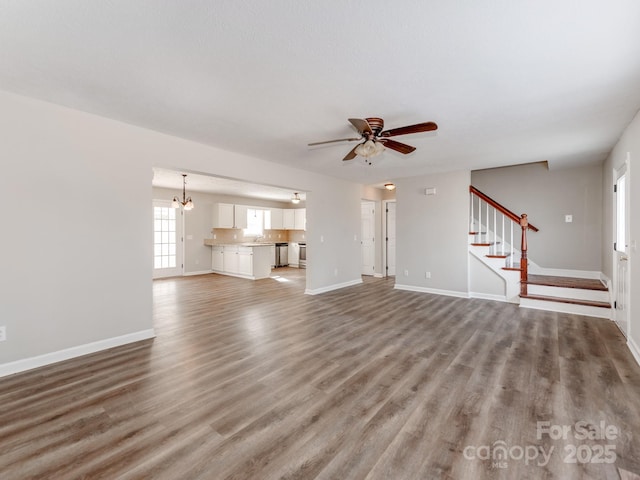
602 108 640 359
469 254 506 299
0 90 362 370
472 162 603 272
395 170 471 295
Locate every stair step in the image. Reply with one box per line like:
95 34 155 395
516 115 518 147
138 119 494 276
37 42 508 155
520 294 611 309
487 253 510 259
503 266 522 271
471 241 501 247
469 231 486 235
525 274 607 291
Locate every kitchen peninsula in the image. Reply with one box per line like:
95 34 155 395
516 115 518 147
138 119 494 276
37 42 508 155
204 240 274 280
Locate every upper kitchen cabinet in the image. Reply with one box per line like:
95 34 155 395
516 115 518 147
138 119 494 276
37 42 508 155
283 209 295 230
212 203 234 228
269 208 283 230
294 208 306 231
234 205 248 229
282 208 306 230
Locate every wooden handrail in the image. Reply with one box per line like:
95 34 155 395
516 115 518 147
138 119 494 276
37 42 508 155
469 186 539 232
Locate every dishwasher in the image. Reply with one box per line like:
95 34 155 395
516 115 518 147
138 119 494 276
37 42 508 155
298 242 306 268
274 242 288 267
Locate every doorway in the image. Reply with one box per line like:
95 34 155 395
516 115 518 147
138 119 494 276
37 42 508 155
153 199 184 279
613 158 630 337
361 201 376 275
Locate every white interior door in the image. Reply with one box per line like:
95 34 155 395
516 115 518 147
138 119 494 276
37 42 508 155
153 200 184 279
386 201 397 276
361 201 375 275
613 162 630 337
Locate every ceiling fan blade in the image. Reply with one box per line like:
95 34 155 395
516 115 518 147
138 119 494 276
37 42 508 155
343 144 360 161
380 121 438 137
380 138 416 154
308 137 361 146
348 118 373 136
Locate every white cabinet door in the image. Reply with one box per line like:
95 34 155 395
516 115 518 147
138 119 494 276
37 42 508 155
294 208 306 230
270 208 283 230
234 205 248 229
213 203 234 228
212 246 224 271
288 242 299 266
283 209 295 230
223 246 239 274
238 248 253 276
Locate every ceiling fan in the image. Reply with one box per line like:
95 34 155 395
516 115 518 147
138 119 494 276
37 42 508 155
308 117 438 164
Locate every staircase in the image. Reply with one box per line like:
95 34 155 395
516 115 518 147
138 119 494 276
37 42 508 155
469 186 612 319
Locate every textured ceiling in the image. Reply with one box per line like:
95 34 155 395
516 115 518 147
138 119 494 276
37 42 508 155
1 1 640 188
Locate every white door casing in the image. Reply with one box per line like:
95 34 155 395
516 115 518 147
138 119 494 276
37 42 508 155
385 201 397 277
613 157 631 337
361 201 375 275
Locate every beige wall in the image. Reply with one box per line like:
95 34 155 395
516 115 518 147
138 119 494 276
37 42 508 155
395 170 471 294
472 162 603 272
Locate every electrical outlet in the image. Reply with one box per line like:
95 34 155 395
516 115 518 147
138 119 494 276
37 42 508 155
404 269 409 277
334 268 338 277
0 326 6 342
425 272 431 279
565 215 573 223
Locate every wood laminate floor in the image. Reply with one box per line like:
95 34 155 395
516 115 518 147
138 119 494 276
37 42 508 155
2 268 640 479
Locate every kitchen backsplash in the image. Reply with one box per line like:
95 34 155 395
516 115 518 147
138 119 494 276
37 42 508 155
211 228 306 244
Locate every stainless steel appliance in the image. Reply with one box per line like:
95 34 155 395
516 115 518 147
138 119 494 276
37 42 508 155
298 242 306 269
275 242 288 267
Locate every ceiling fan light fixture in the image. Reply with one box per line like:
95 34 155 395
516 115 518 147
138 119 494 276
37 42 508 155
291 192 301 204
354 139 384 159
384 183 396 191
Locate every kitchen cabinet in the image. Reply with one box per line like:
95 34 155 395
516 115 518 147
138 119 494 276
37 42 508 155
269 208 283 230
223 245 239 274
206 242 273 279
234 205 248 229
212 246 224 272
212 203 234 228
283 209 295 229
288 242 299 267
294 208 306 230
237 247 253 276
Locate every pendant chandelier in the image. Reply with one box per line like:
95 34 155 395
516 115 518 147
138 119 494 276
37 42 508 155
172 174 194 210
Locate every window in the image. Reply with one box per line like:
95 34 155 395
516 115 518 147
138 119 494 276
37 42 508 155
244 208 265 236
154 206 177 269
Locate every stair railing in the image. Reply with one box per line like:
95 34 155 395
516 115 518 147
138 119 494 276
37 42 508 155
469 186 539 295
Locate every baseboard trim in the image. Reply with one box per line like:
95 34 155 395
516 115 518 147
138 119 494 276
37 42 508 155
394 284 469 299
183 270 213 276
305 278 363 295
0 329 156 378
628 336 640 368
469 292 508 303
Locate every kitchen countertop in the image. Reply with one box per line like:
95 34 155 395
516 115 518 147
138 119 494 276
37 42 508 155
203 239 275 247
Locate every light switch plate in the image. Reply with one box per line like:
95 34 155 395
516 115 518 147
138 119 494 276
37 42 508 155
565 215 573 223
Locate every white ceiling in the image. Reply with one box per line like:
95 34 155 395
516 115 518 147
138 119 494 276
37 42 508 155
2 1 640 189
